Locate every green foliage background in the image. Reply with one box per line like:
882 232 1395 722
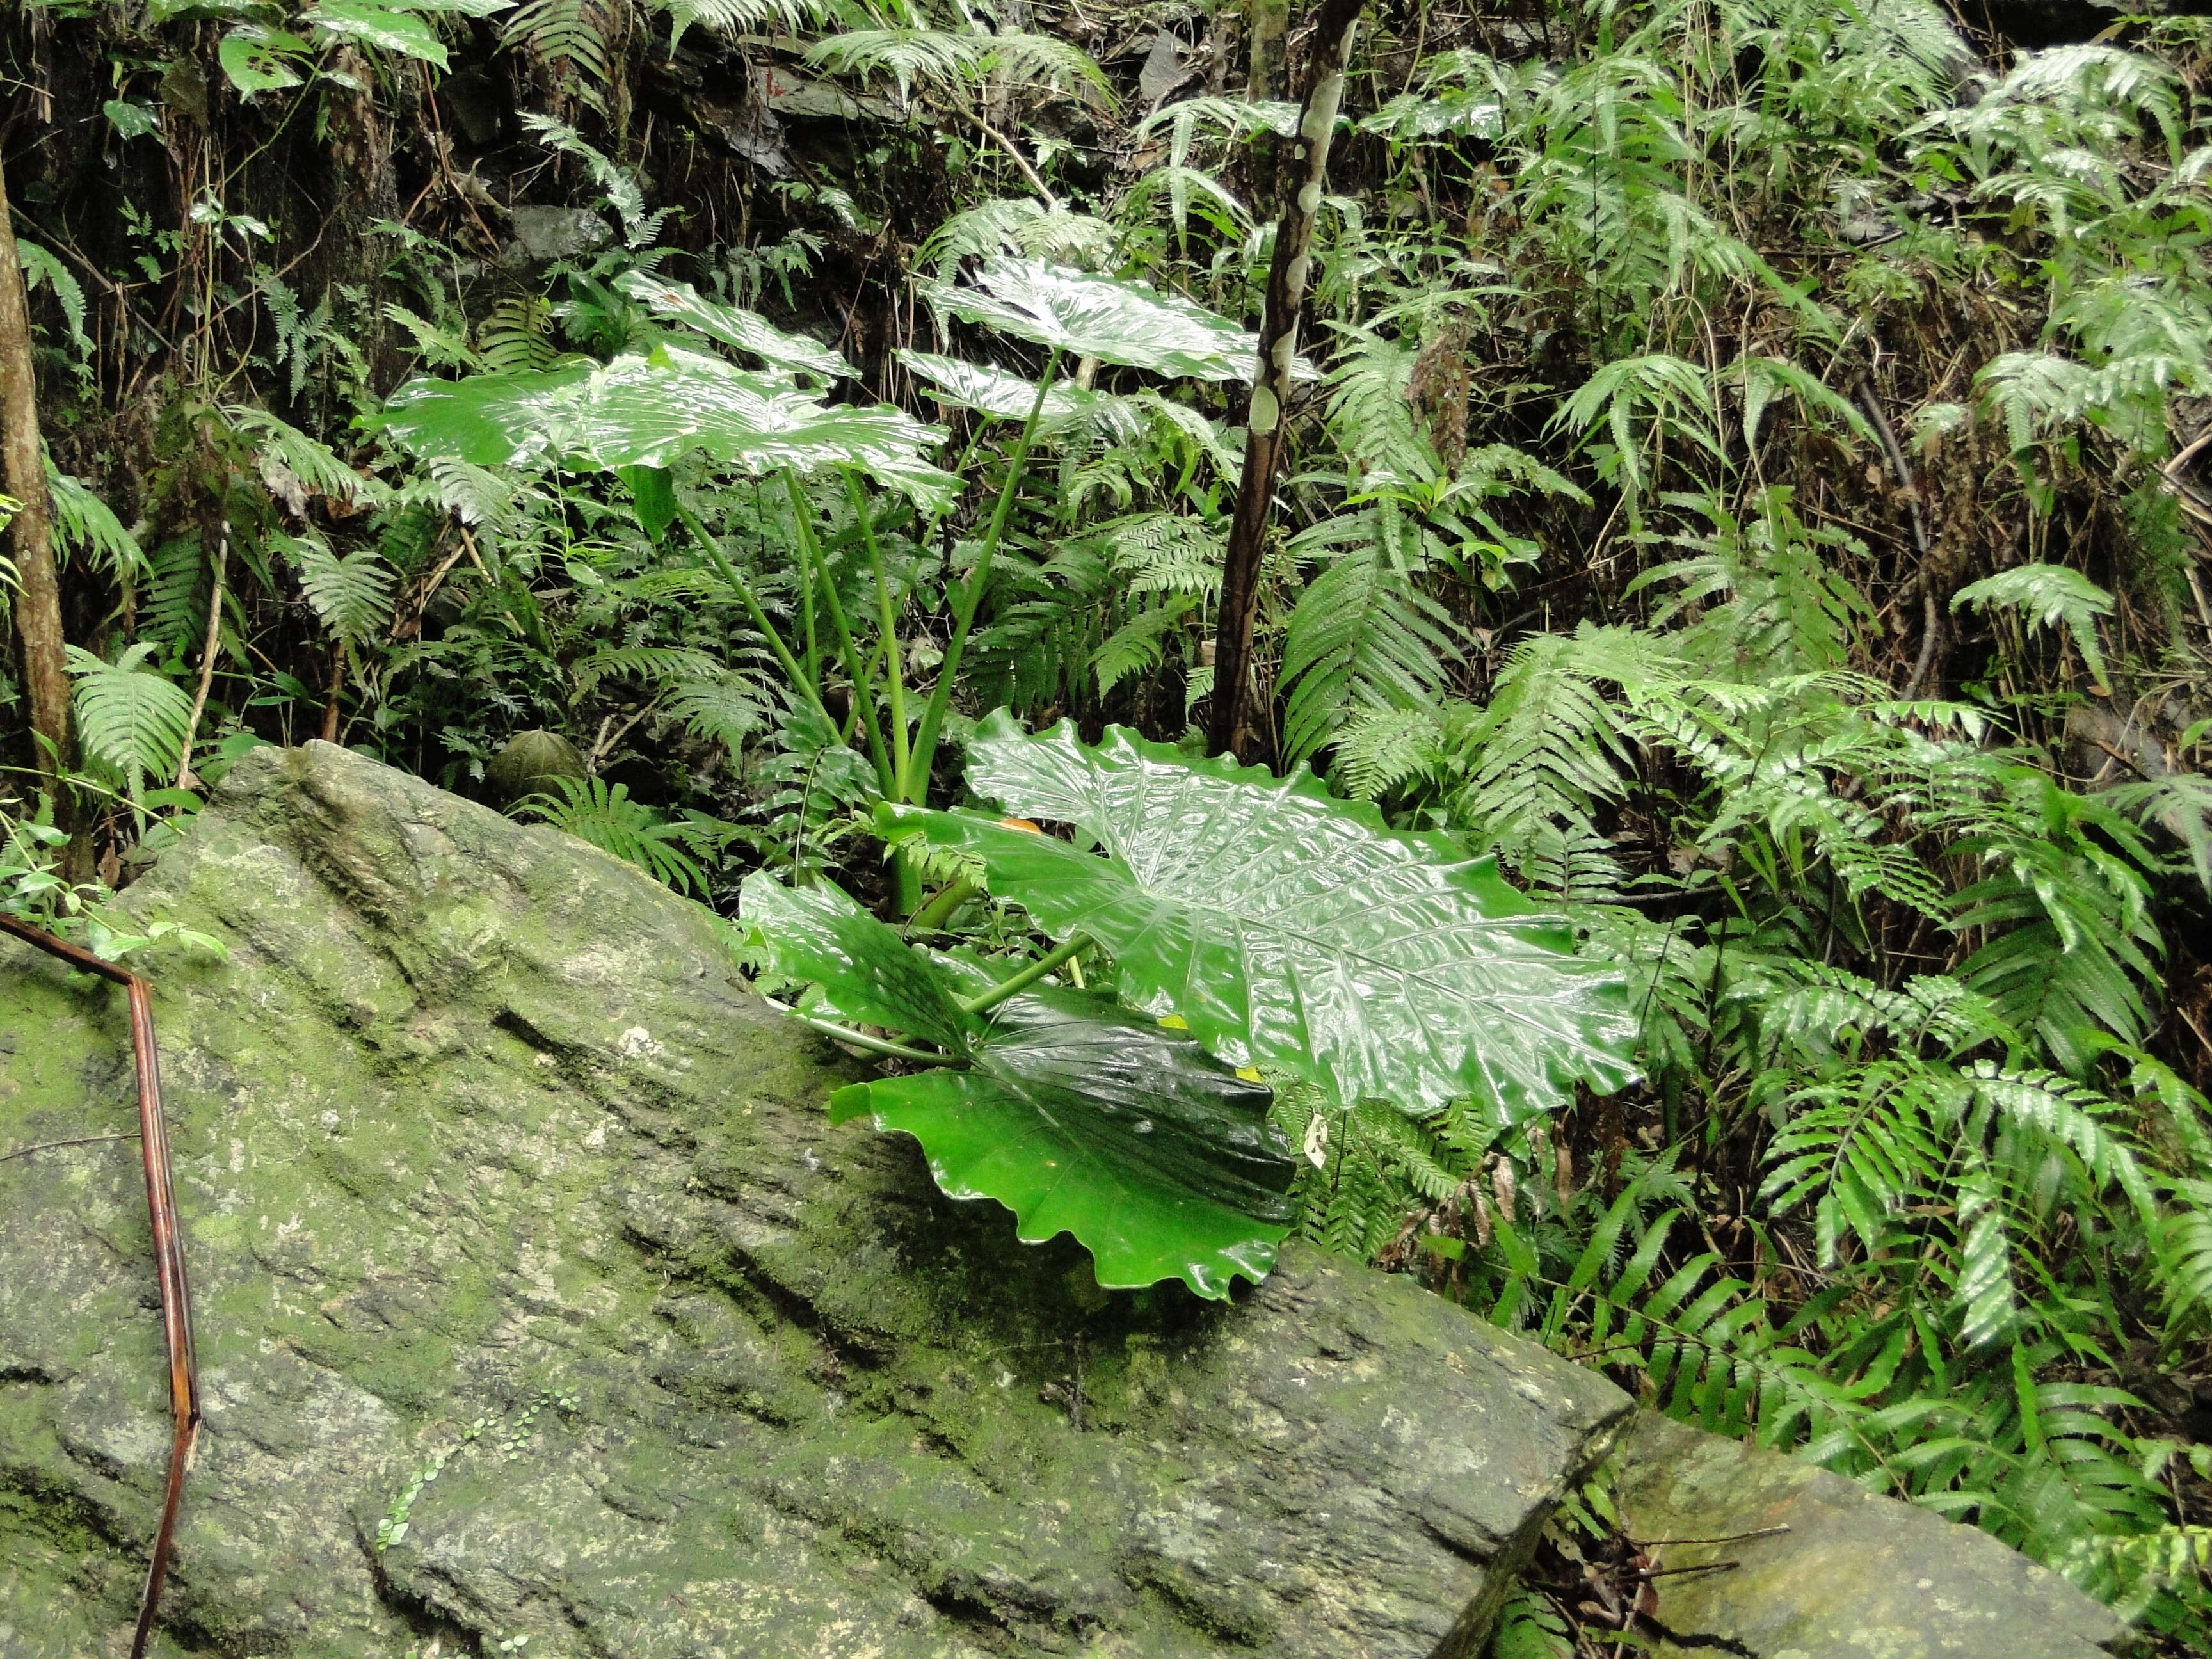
5 0 2212 1642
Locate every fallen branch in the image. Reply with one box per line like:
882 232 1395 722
0 914 200 1659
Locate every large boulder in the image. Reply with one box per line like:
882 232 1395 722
0 742 1631 1658
1612 1410 2123 1658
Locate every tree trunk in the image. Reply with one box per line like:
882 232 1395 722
0 154 72 793
1247 0 1292 100
1208 0 1361 762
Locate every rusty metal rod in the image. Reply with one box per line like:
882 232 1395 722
0 913 201 1658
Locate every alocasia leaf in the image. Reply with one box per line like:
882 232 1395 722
614 272 854 385
881 712 1640 1123
832 987 1293 1299
895 348 1105 424
740 870 974 1054
923 258 1259 382
377 345 959 508
741 870 1295 1299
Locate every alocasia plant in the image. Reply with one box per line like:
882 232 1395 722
746 714 1639 1299
741 871 1297 1299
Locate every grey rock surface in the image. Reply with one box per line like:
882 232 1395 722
1612 1409 2124 1658
0 741 1631 1658
504 203 612 265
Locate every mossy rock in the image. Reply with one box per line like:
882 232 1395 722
0 743 1628 1657
1610 1410 2122 1658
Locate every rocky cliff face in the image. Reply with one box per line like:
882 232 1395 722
0 742 1630 1658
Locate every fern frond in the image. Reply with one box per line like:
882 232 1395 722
512 775 709 894
1951 563 2114 691
47 466 146 582
15 238 91 371
478 298 564 373
664 676 769 751
805 28 1107 104
1330 705 1444 801
1278 518 1459 766
571 644 726 696
227 405 390 513
1966 1061 2157 1220
285 534 396 645
65 642 193 800
655 0 833 51
520 113 651 246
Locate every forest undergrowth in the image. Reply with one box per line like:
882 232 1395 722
4 0 2212 1646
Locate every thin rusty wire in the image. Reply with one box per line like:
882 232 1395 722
0 912 201 1658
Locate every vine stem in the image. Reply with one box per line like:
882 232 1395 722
0 914 199 1659
960 932 1094 1016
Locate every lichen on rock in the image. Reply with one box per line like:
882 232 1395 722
0 742 1630 1657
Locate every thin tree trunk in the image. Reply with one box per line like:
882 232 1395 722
173 524 228 789
1208 0 1363 761
320 643 345 743
0 156 72 792
1247 0 1292 100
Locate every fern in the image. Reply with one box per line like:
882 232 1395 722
287 535 397 645
227 405 389 514
1277 504 1460 767
15 237 91 374
519 113 658 246
571 644 726 696
512 775 710 894
1951 563 2115 692
664 675 768 752
657 0 832 51
804 28 1109 104
1329 705 1443 802
478 298 564 373
65 642 194 800
1489 1589 1573 1659
502 0 620 113
1087 511 1221 597
47 466 145 582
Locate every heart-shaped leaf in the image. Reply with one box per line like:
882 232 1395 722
741 871 1295 1298
376 345 959 508
218 26 309 95
614 272 854 385
881 712 1640 1122
832 986 1293 1299
923 258 1258 382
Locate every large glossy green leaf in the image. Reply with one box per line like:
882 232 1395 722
741 871 1294 1298
896 348 1104 424
881 713 1640 1122
832 986 1292 1298
924 258 1258 382
613 272 854 385
377 344 958 508
308 1 449 67
740 870 973 1052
